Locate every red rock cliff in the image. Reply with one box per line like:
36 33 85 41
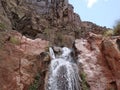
75 33 120 90
0 31 48 90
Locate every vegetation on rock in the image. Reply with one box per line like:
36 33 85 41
0 23 6 30
113 21 120 35
9 36 20 45
103 30 113 36
29 73 41 90
80 72 89 90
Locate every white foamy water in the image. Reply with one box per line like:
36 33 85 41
45 47 81 90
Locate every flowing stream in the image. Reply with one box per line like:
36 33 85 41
45 47 81 90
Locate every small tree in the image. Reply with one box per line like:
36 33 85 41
113 21 120 35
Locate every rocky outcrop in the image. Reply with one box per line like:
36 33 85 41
74 33 120 90
81 21 108 36
0 0 81 37
0 0 109 47
0 30 49 90
101 38 120 89
0 0 82 48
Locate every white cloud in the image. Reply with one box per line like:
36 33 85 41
87 0 98 8
77 0 109 8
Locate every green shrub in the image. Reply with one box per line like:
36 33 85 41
80 72 89 90
113 21 120 35
29 73 41 90
103 30 113 36
0 32 6 49
10 37 20 45
0 23 6 30
44 28 50 38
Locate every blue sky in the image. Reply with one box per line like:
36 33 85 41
69 0 120 28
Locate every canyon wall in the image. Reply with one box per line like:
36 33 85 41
75 33 120 90
0 0 120 90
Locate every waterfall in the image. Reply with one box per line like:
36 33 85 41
45 47 81 90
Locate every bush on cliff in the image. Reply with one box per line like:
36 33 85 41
103 30 113 36
29 73 41 90
80 72 90 90
113 21 120 35
0 23 6 31
10 36 20 45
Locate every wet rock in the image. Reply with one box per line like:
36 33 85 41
40 52 50 62
53 46 62 52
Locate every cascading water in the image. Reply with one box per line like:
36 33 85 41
45 47 81 90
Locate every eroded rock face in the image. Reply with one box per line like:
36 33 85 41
0 0 82 48
0 0 109 48
0 0 81 37
74 33 120 90
0 31 49 90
